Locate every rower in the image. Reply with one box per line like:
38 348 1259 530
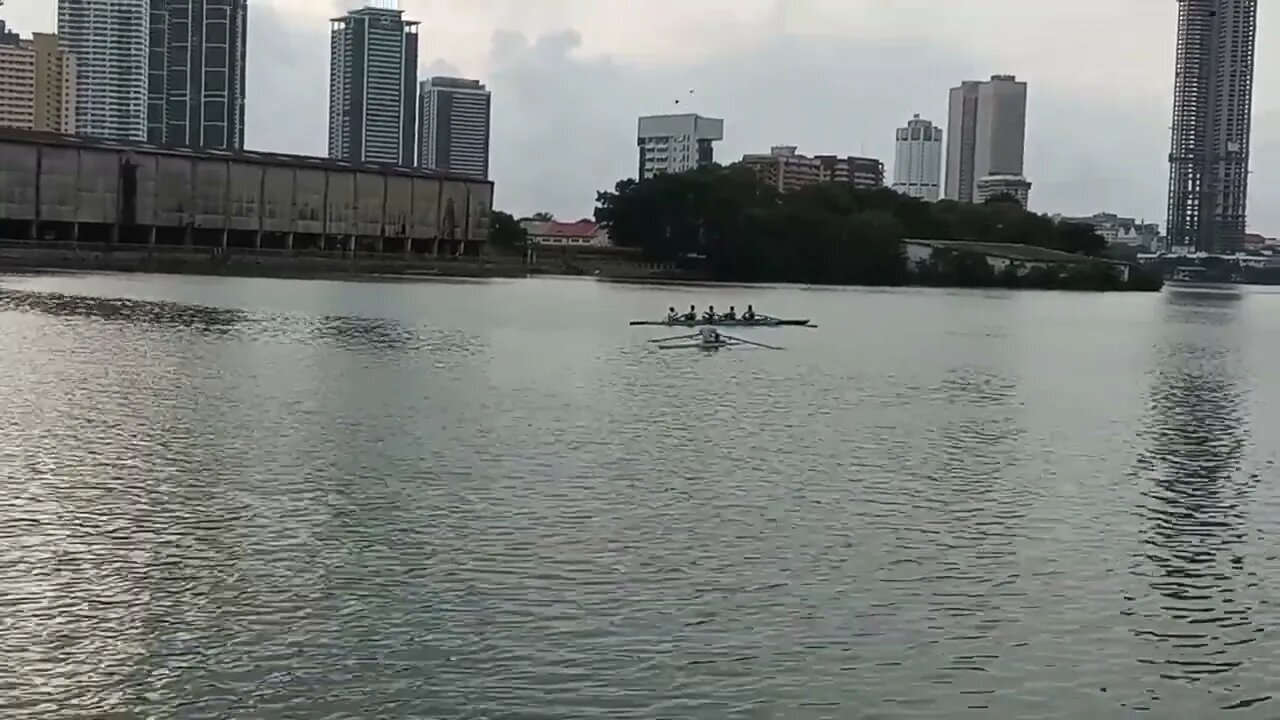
703 305 717 323
666 306 679 321
683 304 697 321
743 305 756 321
723 306 737 321
700 327 720 344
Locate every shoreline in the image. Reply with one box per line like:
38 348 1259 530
0 244 1162 292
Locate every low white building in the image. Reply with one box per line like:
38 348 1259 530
521 219 612 247
976 174 1032 207
1052 212 1160 250
902 238 1131 282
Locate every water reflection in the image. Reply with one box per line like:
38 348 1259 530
1129 293 1265 708
0 287 247 331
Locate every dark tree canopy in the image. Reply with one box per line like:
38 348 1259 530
489 210 528 248
593 165 1120 287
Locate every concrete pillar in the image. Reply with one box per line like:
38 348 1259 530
254 230 262 250
220 229 228 249
374 236 384 254
285 232 294 251
71 222 79 242
109 224 119 246
148 226 156 246
431 237 439 257
183 224 193 247
346 235 355 256
29 220 38 240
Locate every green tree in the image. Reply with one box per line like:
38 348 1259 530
489 210 528 248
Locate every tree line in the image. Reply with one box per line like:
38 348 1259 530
591 164 1156 289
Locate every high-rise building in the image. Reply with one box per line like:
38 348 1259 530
328 5 419 166
945 75 1027 203
892 114 943 201
418 76 491 179
146 0 248 150
637 113 723 180
0 24 77 134
1165 0 1258 253
57 0 150 140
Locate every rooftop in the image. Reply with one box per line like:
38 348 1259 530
0 128 492 185
902 238 1125 266
522 219 601 237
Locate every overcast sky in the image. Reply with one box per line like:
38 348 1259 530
9 0 1280 234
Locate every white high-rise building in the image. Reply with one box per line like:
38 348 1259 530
57 0 150 140
328 6 419 166
418 77 491 179
892 114 943 201
637 113 723 180
945 74 1028 203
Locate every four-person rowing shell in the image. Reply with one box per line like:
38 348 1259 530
667 304 759 323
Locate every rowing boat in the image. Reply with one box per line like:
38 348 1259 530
630 318 812 328
651 327 783 351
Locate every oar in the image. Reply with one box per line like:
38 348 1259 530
723 334 783 350
648 333 698 343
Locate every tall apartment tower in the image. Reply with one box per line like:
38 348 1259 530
146 0 248 150
637 113 724 180
0 24 77 133
328 5 419 166
57 0 150 140
945 75 1028 203
893 114 943 201
1165 0 1258 253
418 76 491 179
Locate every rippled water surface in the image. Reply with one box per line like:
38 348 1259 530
2 273 1280 718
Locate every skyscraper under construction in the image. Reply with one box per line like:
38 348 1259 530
1165 0 1258 253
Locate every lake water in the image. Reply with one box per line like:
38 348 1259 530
1 272 1279 719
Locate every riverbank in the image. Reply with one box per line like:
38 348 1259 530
0 242 705 283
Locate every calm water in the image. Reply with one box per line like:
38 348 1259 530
1 273 1279 719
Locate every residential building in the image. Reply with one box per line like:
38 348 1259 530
0 24 76 134
1165 0 1258 253
637 113 723 180
945 74 1027 203
818 155 885 188
57 0 150 140
418 76 491 179
1052 212 1161 250
892 114 943 201
146 0 248 150
975 174 1032 207
328 5 419 166
521 218 612 247
740 146 821 192
740 146 883 193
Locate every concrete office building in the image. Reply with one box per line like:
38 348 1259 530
328 5 419 166
892 114 943 201
146 0 248 150
418 76 491 179
945 75 1027 203
0 24 76 134
637 113 723 180
1165 0 1258 253
57 0 150 140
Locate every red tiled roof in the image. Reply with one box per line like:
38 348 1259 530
529 219 600 237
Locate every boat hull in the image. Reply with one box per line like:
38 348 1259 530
631 318 810 328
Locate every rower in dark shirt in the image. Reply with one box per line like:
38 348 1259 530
723 306 738 321
682 304 698 321
743 305 757 321
702 305 718 323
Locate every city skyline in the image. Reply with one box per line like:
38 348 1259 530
7 0 1277 234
